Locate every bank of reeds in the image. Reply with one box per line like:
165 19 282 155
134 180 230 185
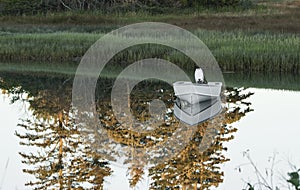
0 30 299 73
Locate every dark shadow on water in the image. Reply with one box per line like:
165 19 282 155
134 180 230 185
224 72 300 91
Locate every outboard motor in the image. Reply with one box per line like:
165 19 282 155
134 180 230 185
195 68 207 84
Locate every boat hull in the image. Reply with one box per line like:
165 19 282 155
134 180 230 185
173 81 222 104
174 97 222 126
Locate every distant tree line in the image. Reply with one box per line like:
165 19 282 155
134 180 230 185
0 0 241 15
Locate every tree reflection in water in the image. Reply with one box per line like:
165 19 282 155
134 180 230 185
1 73 112 190
0 73 253 189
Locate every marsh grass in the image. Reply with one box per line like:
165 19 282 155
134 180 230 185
0 30 299 73
0 32 99 62
197 30 300 73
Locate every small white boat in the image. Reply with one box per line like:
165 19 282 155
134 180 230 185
173 81 222 104
172 68 222 125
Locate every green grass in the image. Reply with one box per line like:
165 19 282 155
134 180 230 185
0 32 99 61
196 30 300 73
0 30 299 73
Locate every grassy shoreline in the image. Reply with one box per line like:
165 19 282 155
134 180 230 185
0 30 299 73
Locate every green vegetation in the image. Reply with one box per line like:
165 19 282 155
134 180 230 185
287 171 300 190
0 32 98 62
0 30 299 73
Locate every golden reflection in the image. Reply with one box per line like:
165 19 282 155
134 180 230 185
0 74 253 189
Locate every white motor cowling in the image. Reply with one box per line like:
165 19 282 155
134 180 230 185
195 68 205 83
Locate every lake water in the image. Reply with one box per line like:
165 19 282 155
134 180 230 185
0 71 299 190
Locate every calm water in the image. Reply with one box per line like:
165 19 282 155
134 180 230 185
0 71 299 190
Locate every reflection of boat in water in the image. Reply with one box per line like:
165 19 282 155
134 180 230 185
173 68 222 126
174 98 222 126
